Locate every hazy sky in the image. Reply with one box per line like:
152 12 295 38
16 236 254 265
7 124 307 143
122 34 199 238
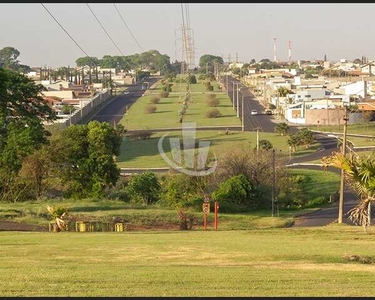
1 3 374 68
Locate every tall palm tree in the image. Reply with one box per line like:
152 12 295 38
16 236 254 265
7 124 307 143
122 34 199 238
322 152 375 228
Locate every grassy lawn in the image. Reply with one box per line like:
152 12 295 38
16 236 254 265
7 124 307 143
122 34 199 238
346 136 375 147
119 80 240 130
289 168 340 200
308 122 375 136
117 131 320 168
2 225 375 296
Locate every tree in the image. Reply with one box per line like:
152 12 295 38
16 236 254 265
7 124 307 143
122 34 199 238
189 74 197 84
198 54 224 73
275 122 289 136
213 144 290 208
161 174 209 229
49 121 125 198
298 128 315 149
75 56 99 68
0 47 20 71
322 152 375 229
126 171 161 205
212 174 254 207
258 139 273 150
287 133 301 153
0 68 56 201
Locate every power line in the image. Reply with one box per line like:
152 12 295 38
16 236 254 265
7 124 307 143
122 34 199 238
40 3 97 66
86 3 126 57
113 3 144 53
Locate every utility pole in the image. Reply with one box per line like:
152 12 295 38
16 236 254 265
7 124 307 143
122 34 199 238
226 73 229 96
241 95 244 131
271 148 276 217
338 107 349 224
232 81 235 109
236 85 239 118
256 128 259 155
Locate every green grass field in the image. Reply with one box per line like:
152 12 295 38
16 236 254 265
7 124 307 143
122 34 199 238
2 225 375 296
119 80 240 130
308 122 375 136
117 130 320 168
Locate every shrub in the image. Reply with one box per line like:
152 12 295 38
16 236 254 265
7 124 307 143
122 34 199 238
159 91 169 98
206 94 220 107
150 97 160 104
144 104 157 114
206 108 222 118
127 130 153 140
189 74 197 84
162 85 172 92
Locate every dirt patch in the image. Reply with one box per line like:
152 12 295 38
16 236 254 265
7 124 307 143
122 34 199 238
0 220 48 232
0 220 182 232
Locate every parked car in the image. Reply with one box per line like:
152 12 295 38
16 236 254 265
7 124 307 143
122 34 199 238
251 109 258 115
265 109 273 115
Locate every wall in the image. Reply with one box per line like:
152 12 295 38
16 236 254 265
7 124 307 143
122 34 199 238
63 89 110 126
305 108 344 125
42 90 74 99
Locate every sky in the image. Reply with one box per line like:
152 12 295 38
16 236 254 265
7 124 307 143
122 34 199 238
0 3 374 68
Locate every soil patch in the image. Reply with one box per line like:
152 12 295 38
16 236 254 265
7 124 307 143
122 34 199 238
0 220 48 232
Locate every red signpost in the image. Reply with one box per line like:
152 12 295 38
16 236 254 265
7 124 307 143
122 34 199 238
214 201 219 230
202 195 219 231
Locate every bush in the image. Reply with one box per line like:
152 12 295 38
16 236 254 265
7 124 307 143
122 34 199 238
159 91 169 98
144 105 157 114
150 97 160 104
189 74 197 84
162 85 172 92
205 81 214 92
206 108 222 118
206 94 220 107
127 130 153 140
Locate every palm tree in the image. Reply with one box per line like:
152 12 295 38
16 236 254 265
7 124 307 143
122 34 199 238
275 122 289 136
47 205 68 232
322 152 375 228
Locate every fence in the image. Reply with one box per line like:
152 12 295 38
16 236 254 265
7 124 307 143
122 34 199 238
63 89 111 126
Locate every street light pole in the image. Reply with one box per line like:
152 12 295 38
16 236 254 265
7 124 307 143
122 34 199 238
241 95 244 132
338 106 349 224
232 81 235 109
226 73 229 96
236 85 239 118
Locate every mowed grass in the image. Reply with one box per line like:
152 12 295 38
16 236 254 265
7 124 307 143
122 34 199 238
119 80 240 130
117 131 314 168
2 226 375 296
289 168 341 200
308 122 375 136
346 136 375 147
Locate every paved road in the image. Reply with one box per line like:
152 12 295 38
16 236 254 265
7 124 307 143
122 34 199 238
89 77 159 124
220 75 300 134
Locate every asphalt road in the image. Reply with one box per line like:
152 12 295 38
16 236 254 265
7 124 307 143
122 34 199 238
89 77 160 124
221 75 300 134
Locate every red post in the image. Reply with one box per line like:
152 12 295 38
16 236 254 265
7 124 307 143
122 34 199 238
214 202 219 230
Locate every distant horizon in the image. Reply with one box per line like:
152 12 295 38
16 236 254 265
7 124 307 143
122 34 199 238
1 3 374 68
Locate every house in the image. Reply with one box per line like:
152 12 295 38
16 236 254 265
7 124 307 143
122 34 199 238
360 62 375 76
